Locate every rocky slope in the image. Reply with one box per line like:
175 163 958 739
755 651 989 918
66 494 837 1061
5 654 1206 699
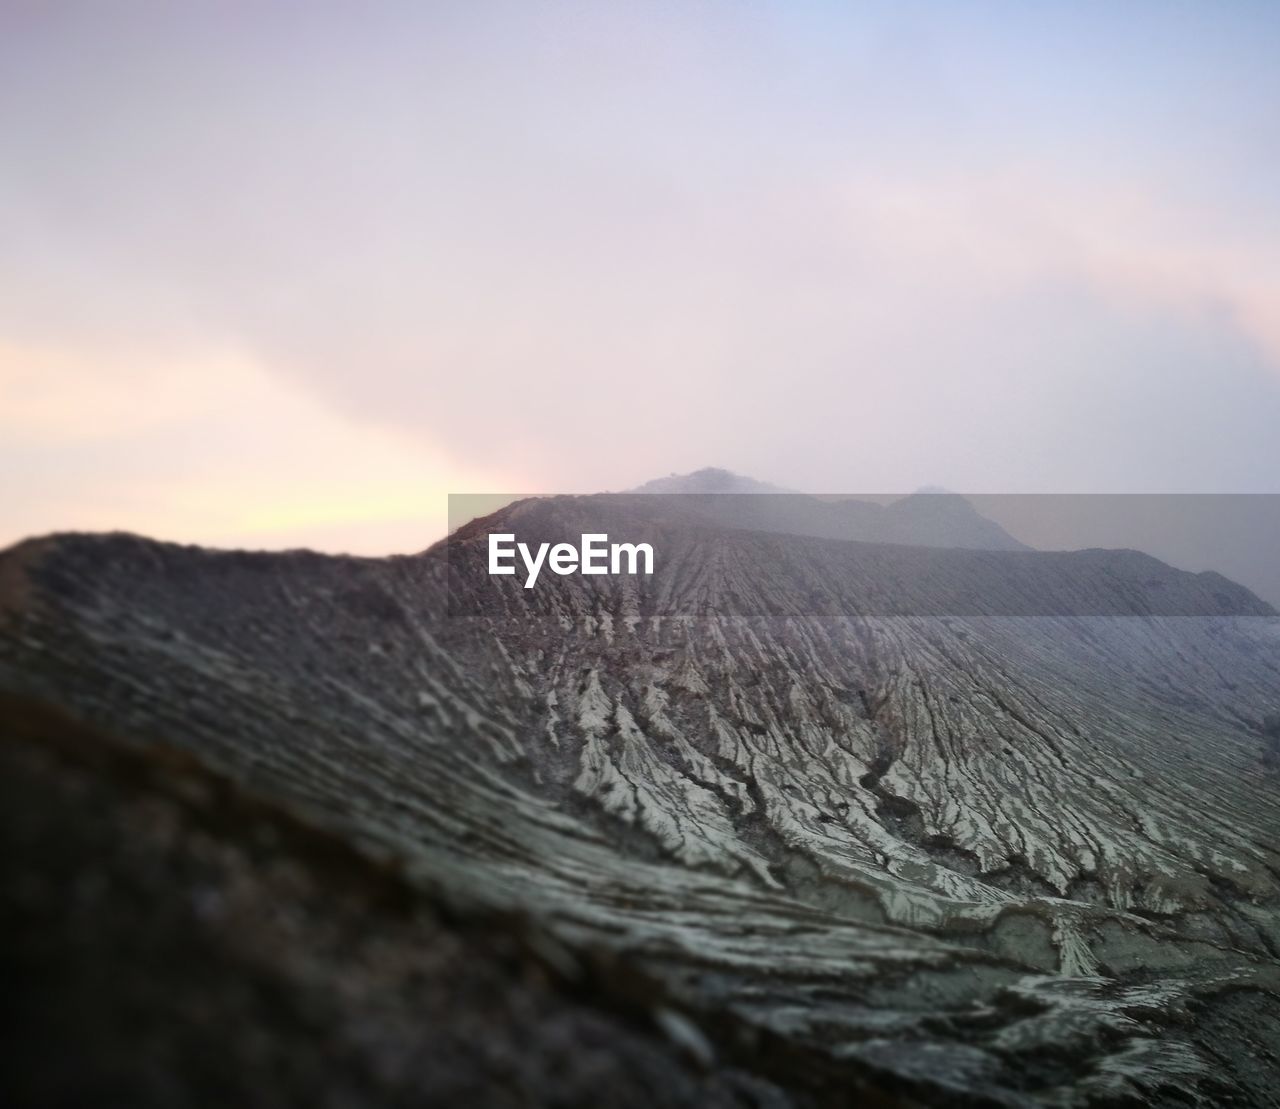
2 695 802 1109
2 492 1279 1105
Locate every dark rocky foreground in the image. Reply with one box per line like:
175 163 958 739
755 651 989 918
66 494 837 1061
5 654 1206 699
2 493 1280 1105
0 696 835 1108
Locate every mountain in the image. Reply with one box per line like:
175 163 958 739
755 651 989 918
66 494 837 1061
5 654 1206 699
2 493 1279 1105
628 466 795 495
625 468 1029 551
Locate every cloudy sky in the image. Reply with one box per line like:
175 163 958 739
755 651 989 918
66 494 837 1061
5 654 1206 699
3 2 1278 552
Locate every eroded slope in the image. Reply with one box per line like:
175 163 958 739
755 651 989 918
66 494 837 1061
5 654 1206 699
2 496 1279 1104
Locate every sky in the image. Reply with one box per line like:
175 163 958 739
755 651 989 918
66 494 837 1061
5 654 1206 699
3 2 1279 553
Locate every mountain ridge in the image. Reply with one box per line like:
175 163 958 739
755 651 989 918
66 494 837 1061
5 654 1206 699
2 493 1279 1104
622 468 1031 552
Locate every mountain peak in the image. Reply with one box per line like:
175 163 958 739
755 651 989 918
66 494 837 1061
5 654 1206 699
628 467 793 495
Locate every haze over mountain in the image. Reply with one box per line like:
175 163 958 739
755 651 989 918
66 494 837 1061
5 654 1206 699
3 483 1279 1104
628 468 1029 552
624 470 1280 611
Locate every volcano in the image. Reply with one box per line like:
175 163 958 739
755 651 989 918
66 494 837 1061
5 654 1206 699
3 486 1279 1106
